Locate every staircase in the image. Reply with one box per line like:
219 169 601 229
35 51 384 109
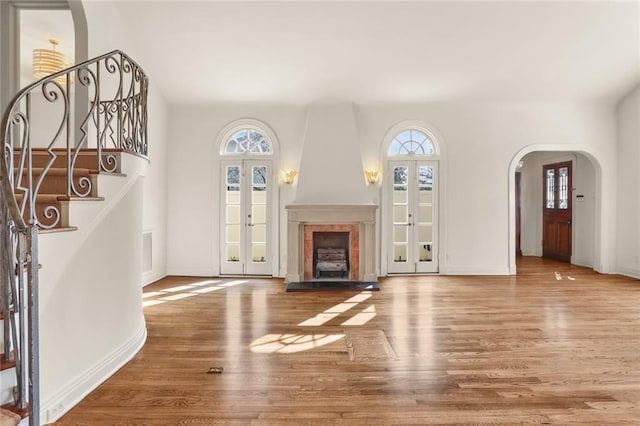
1 50 148 425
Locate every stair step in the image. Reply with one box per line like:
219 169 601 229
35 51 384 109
14 193 104 230
14 194 70 229
1 404 27 423
0 353 15 372
14 167 100 197
0 407 21 426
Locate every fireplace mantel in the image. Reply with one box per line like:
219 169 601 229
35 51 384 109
286 204 377 283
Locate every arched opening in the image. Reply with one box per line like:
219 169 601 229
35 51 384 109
509 146 603 274
381 121 442 275
217 119 279 276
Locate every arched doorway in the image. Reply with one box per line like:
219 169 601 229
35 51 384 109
509 147 602 274
382 122 442 274
217 119 279 276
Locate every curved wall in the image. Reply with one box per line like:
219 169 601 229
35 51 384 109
37 155 148 423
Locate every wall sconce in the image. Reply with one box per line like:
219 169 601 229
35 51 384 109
281 170 297 185
365 169 380 185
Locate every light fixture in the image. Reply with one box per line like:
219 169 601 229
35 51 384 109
517 160 525 170
33 39 71 84
281 170 297 185
365 169 380 185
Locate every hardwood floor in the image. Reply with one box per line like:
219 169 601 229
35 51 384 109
54 257 640 425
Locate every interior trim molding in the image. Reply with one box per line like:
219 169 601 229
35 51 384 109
616 266 640 280
40 320 147 423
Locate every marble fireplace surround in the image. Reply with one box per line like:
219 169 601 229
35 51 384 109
286 204 377 283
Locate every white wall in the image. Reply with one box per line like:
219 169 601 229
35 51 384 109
616 84 640 278
82 0 169 285
167 101 617 277
37 155 147 422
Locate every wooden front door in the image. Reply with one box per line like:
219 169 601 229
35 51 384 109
542 161 572 262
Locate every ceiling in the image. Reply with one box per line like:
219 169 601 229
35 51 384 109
33 1 640 105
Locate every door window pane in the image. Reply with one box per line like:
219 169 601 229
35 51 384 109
226 205 241 224
227 244 240 262
558 166 569 209
394 225 408 243
418 166 433 186
252 205 266 224
394 205 408 223
393 166 408 185
393 189 408 204
252 244 267 262
227 166 240 185
252 224 266 243
419 244 433 262
253 166 267 185
546 169 555 209
226 224 240 243
419 205 432 222
419 189 432 204
419 225 432 243
226 190 240 204
394 245 407 262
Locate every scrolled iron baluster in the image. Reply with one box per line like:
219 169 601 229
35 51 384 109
70 66 98 197
11 111 31 220
38 205 61 230
30 80 68 228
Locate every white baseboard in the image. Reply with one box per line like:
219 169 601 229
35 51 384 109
441 265 511 275
41 322 147 424
166 267 217 277
616 266 640 280
571 257 593 268
142 270 167 287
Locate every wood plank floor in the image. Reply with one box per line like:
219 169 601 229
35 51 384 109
54 257 640 425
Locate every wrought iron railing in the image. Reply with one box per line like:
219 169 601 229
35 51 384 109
1 50 148 424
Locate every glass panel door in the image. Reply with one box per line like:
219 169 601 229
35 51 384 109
387 160 438 274
220 160 272 275
417 164 437 273
389 162 414 273
246 161 271 275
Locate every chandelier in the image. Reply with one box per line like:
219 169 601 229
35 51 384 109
33 39 71 84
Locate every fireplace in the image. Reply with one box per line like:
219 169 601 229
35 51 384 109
286 205 377 283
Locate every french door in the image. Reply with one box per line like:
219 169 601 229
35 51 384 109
220 160 272 275
387 160 438 273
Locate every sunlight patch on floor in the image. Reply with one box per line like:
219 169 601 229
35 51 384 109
143 279 249 308
250 333 345 354
341 305 376 326
297 291 376 327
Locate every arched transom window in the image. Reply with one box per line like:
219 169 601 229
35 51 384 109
388 129 435 155
224 128 272 154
